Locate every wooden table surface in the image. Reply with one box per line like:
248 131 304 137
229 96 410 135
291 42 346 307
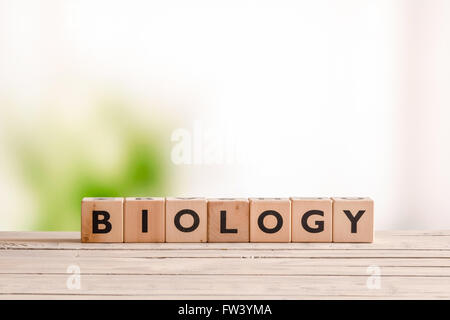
0 231 449 299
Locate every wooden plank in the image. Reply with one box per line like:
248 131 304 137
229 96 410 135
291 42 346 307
1 231 449 299
1 231 450 250
0 274 449 299
2 255 449 269
1 257 450 276
2 248 450 258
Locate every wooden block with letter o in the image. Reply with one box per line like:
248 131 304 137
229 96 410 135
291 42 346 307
332 197 374 243
124 197 165 243
81 197 124 243
208 198 249 242
249 198 291 242
165 197 207 243
291 197 332 242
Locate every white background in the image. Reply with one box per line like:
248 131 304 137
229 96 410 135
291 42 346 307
1 0 449 230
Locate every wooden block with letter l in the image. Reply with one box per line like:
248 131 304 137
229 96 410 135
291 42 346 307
208 198 249 242
124 197 165 243
165 197 207 243
81 197 124 243
332 197 374 243
249 198 291 242
290 197 332 242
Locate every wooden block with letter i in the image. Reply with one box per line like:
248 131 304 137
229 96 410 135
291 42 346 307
124 197 165 242
291 197 332 242
208 198 249 242
332 197 374 243
81 197 123 243
166 197 207 242
249 198 291 242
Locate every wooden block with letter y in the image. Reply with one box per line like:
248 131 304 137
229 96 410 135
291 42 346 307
81 197 124 243
249 198 291 242
208 198 249 242
165 197 207 243
124 197 165 242
332 197 374 243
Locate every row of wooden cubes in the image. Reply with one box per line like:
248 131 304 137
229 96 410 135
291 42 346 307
81 197 373 243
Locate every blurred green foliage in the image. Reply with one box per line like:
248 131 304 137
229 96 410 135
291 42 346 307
5 99 170 231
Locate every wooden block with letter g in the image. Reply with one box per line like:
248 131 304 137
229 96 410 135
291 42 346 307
81 197 124 243
208 198 249 242
332 197 374 243
249 198 291 242
124 197 165 242
291 197 332 242
165 197 207 243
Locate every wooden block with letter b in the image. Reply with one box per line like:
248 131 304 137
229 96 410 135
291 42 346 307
249 198 291 242
81 197 124 243
208 198 249 242
165 197 207 243
332 197 374 243
124 197 165 242
291 197 332 242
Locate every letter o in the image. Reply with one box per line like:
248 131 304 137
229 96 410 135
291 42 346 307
258 210 283 233
174 209 200 232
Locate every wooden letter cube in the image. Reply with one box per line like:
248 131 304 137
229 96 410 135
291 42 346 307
165 197 207 242
81 197 123 243
249 198 291 242
291 197 332 242
208 198 249 242
124 197 165 243
332 197 374 243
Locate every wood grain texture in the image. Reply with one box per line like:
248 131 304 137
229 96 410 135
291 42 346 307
332 197 374 243
0 231 449 299
124 197 165 243
291 197 333 242
208 198 249 242
249 198 291 242
81 198 123 243
165 197 207 243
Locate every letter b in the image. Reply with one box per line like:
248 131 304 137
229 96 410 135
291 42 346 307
92 211 112 234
